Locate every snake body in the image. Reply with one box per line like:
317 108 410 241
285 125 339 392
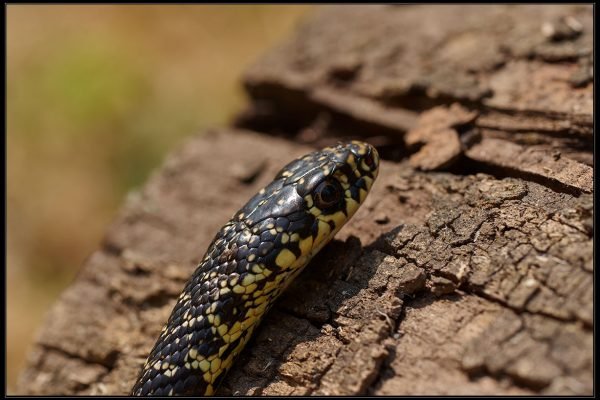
131 141 380 396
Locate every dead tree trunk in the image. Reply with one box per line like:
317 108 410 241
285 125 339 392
18 5 592 395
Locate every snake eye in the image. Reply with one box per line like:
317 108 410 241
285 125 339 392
314 180 343 209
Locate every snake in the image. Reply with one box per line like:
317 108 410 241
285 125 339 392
131 141 380 396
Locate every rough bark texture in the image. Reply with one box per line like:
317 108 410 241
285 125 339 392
18 5 592 396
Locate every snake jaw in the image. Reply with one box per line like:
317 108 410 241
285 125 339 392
132 141 379 396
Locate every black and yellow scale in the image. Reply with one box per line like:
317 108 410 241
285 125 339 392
131 141 380 396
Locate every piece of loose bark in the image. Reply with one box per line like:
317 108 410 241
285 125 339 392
405 103 478 170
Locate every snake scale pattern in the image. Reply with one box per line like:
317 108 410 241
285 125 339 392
131 141 380 396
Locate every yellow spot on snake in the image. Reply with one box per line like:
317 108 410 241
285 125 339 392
346 197 359 216
217 325 228 337
233 285 245 294
243 315 258 329
281 233 289 244
251 264 263 274
208 303 217 314
347 154 357 169
320 210 346 229
188 348 197 360
248 254 256 262
314 220 332 248
359 188 368 203
276 248 297 268
254 295 267 305
245 283 258 293
299 236 313 256
242 274 255 286
205 385 215 396
253 302 268 317
229 330 242 343
210 358 222 373
229 322 241 334
192 360 199 369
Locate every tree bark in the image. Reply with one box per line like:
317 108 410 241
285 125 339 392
18 5 592 395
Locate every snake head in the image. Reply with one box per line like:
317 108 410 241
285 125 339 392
236 141 379 224
233 141 379 270
286 140 379 219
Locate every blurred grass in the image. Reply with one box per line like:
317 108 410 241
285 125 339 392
6 4 311 392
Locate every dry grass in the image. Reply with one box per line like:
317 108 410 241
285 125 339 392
6 4 312 392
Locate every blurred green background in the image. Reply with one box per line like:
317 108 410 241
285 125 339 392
6 5 311 392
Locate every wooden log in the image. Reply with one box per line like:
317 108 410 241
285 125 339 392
19 4 592 396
